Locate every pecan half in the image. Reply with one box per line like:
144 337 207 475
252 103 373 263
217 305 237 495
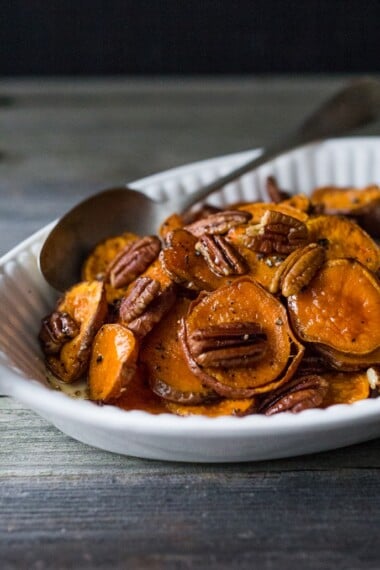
266 176 291 203
269 242 326 296
185 210 252 237
119 279 176 339
107 236 161 288
181 204 223 225
195 234 248 277
188 321 267 368
258 375 328 415
119 277 160 324
296 350 332 376
246 210 308 255
39 311 79 355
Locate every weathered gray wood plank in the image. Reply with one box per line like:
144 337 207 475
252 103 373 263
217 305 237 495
2 470 380 570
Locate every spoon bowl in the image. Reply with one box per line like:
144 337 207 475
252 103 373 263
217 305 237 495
40 78 380 291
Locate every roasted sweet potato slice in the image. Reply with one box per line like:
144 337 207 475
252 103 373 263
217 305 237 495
288 259 380 355
225 229 284 291
321 371 370 407
236 201 309 224
46 281 108 383
81 232 140 303
311 185 380 239
114 369 167 414
281 193 312 213
315 343 380 371
89 323 138 402
160 229 226 291
140 297 219 404
138 257 173 290
82 231 139 280
165 397 256 417
307 214 380 272
159 213 184 241
182 277 304 398
311 185 380 216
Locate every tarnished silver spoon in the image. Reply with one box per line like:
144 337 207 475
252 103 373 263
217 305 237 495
40 78 380 292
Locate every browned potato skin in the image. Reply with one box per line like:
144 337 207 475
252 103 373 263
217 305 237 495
46 281 108 383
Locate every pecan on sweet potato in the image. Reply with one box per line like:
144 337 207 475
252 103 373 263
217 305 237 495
45 281 108 383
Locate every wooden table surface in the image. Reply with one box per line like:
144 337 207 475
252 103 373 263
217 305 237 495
1 77 380 570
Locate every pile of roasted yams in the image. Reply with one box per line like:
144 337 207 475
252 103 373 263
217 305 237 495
38 178 380 416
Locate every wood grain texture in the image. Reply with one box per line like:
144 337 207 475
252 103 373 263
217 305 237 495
1 78 380 569
2 399 380 570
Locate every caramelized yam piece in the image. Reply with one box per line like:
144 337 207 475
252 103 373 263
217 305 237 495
281 193 312 213
46 281 107 383
160 229 225 291
311 185 380 216
82 232 139 281
307 215 380 272
81 232 140 303
139 257 174 290
236 201 309 224
182 278 304 398
315 343 380 371
288 259 380 355
114 369 167 414
321 371 370 407
226 229 285 291
140 297 218 404
159 213 184 241
89 323 138 402
166 397 256 417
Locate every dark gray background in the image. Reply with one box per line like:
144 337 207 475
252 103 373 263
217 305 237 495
1 0 380 75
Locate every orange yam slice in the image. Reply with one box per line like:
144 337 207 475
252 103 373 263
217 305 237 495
182 278 304 398
288 259 380 356
89 323 138 402
47 281 108 383
165 398 256 417
140 297 218 404
321 371 370 407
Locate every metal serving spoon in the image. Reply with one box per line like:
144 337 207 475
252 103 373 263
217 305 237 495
40 78 380 292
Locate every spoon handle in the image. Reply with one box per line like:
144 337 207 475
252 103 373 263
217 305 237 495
176 77 380 213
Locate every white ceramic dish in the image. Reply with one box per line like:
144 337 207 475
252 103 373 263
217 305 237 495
1 137 380 463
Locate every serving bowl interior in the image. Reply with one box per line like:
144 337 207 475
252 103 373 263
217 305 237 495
1 137 380 462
